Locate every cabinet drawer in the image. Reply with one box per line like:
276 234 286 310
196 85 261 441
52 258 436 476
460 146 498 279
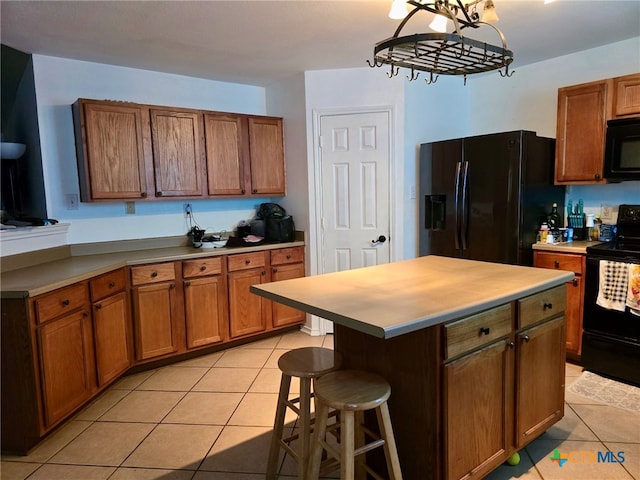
271 247 304 266
444 304 512 360
90 268 127 302
130 263 176 286
183 257 223 278
35 283 89 324
518 285 567 329
534 252 584 275
228 252 266 272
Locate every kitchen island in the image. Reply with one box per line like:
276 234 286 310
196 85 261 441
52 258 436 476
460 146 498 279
252 255 574 480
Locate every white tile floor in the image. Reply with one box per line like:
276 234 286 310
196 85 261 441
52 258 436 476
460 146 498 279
1 331 638 480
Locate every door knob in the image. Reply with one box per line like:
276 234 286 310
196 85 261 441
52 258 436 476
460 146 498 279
371 235 387 246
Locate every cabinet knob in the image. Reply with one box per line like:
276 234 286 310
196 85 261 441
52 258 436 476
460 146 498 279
521 335 531 343
170 283 176 289
252 189 258 194
83 311 89 317
245 259 251 265
286 254 291 259
273 268 278 273
261 271 266 276
109 281 116 288
200 265 207 271
543 303 553 310
141 192 147 198
594 173 601 180
479 327 490 336
156 191 163 197
62 299 70 306
241 189 246 194
95 304 102 310
185 281 191 287
151 271 158 278
508 341 516 349
572 278 578 287
553 260 560 268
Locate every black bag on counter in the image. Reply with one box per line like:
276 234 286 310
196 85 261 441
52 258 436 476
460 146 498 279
265 215 295 242
257 203 286 219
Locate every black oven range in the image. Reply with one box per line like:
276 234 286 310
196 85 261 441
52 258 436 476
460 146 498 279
583 204 640 387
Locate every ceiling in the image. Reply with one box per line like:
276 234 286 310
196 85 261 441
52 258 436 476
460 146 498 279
1 1 639 87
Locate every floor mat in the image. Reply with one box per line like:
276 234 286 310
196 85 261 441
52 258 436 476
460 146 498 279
568 370 640 414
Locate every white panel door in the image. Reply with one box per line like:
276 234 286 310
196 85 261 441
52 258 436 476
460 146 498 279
319 111 391 275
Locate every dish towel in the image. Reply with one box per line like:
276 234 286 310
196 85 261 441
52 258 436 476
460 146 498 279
597 260 630 312
627 264 640 317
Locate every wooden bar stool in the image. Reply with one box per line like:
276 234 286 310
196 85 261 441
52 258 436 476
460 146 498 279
266 347 342 480
307 369 402 480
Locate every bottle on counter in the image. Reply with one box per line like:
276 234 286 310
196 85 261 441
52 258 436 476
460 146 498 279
548 203 562 229
593 215 602 241
539 222 549 244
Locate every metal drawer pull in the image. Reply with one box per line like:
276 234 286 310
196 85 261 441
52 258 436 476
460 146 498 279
479 327 490 336
200 265 207 271
151 271 158 278
109 281 116 288
62 299 70 306
508 341 516 349
245 259 251 265
543 303 553 310
554 260 560 268
521 335 531 343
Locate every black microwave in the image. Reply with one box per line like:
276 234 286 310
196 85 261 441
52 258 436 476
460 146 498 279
604 117 640 181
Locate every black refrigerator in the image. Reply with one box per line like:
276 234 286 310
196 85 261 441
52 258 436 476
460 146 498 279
419 130 565 266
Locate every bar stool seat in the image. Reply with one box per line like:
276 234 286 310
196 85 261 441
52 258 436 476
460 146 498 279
266 346 342 480
307 369 403 480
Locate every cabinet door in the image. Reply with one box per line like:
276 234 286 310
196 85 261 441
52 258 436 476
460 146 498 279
132 282 179 360
515 315 565 448
228 268 268 338
204 113 248 195
150 109 205 197
444 339 513 480
93 292 132 386
37 310 95 427
271 263 305 328
613 73 640 117
184 276 227 348
555 81 609 184
76 101 148 201
248 117 285 195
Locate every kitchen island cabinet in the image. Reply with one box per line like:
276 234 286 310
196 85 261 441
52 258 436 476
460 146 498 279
251 256 573 480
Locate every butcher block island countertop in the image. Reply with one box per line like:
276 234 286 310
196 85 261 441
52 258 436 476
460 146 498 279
252 255 574 480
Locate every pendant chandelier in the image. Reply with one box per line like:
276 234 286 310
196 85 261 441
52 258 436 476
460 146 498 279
368 0 514 85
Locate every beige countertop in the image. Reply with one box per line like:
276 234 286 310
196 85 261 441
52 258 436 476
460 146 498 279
1 241 304 298
251 255 574 339
532 240 603 254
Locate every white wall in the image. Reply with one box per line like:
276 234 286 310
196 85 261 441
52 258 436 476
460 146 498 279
31 55 276 246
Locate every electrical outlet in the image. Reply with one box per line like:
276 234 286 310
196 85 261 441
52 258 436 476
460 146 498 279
601 204 614 222
65 193 79 210
125 201 135 214
184 203 192 218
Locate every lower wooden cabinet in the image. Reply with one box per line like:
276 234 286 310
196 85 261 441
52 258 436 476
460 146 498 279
270 247 305 327
534 251 585 359
37 309 95 428
130 263 180 360
515 315 565 448
228 252 269 338
444 339 512 480
183 257 227 348
90 268 132 386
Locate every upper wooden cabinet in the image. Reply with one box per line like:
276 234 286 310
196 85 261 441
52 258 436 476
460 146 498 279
555 80 610 184
554 72 640 185
203 113 286 197
149 109 205 198
613 73 640 117
73 99 286 201
247 116 286 195
73 100 150 200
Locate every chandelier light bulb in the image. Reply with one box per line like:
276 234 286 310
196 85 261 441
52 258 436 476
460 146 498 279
388 0 409 19
429 13 449 33
481 0 499 23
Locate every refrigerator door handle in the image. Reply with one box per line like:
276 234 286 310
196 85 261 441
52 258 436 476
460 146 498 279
461 161 470 250
454 161 462 250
